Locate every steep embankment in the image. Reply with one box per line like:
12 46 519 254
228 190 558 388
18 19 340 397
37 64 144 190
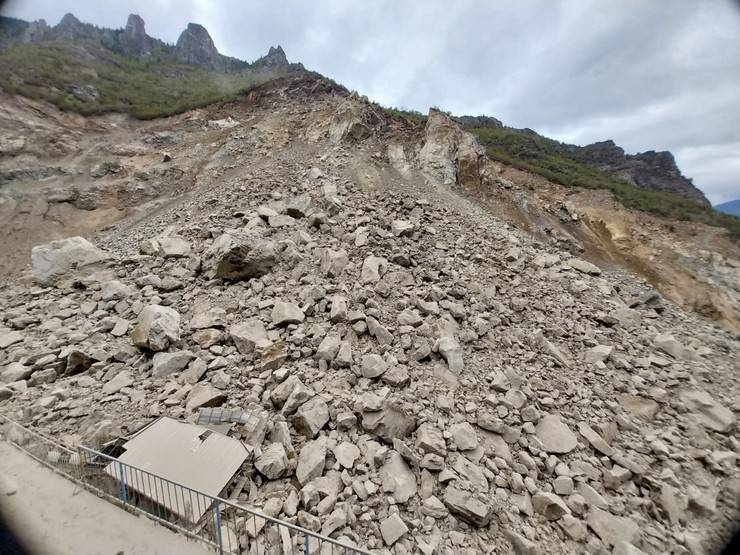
1 76 739 555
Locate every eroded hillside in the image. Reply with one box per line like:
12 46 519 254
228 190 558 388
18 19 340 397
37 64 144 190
1 75 739 555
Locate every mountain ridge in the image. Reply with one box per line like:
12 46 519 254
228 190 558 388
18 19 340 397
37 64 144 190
715 198 740 217
0 12 727 215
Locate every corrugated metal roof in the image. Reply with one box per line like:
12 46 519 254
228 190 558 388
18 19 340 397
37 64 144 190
104 417 249 523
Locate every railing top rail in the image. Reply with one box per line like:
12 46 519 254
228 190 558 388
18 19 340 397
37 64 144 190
13 421 373 555
1 414 76 456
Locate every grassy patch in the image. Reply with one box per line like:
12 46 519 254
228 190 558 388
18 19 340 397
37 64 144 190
380 106 427 125
0 40 291 119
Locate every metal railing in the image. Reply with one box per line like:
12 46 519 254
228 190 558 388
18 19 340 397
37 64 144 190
1 415 371 555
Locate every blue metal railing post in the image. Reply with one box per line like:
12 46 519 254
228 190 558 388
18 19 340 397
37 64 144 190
117 461 128 504
305 534 309 555
213 501 223 555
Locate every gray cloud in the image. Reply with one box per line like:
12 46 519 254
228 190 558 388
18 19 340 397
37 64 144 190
4 0 740 203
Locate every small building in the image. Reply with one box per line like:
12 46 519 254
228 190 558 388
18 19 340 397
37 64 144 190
104 416 249 524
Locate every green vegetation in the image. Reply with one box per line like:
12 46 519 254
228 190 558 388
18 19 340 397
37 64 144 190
380 106 427 124
470 126 740 238
0 41 287 119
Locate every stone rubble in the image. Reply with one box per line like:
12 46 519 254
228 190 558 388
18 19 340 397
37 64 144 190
0 80 738 555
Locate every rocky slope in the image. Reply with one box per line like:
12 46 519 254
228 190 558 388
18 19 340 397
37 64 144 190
1 75 739 555
458 118 709 205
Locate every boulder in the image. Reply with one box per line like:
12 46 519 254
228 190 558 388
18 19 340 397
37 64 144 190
0 330 23 349
416 423 447 456
230 319 270 354
31 236 110 285
680 389 735 433
535 414 578 454
360 354 387 378
65 350 94 375
380 513 408 546
587 507 640 547
361 403 416 443
185 384 226 411
296 437 327 485
443 486 491 527
157 237 191 258
319 249 349 277
151 351 194 378
202 231 277 281
391 220 414 237
532 492 570 520
131 305 180 352
271 302 305 326
103 371 134 394
286 194 312 218
380 451 417 503
1 363 32 382
361 255 388 284
293 396 330 437
333 441 360 469
315 332 341 361
450 422 478 451
567 258 602 275
255 443 288 480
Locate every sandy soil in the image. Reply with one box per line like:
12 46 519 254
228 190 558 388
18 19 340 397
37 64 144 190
0 442 211 555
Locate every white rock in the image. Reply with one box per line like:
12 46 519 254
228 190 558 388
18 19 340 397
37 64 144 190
131 305 180 352
361 354 387 378
32 236 110 285
271 302 305 326
333 441 360 469
230 319 270 354
202 231 276 281
296 437 327 485
152 351 194 378
450 422 478 451
103 371 134 394
157 236 191 258
255 443 288 480
535 414 578 454
380 512 408 545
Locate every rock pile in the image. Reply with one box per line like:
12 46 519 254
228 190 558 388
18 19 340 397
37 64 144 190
1 84 738 555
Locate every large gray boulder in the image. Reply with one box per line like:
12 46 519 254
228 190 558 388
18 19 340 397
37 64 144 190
31 236 110 285
230 319 270 354
131 305 180 352
202 231 277 281
443 486 491 527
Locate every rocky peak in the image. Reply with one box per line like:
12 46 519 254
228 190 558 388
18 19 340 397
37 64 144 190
120 14 151 57
455 114 503 129
125 14 146 39
22 19 48 43
254 45 289 68
55 13 85 39
581 142 708 204
175 23 219 68
579 140 626 165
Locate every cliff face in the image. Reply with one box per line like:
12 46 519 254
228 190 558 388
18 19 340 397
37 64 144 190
175 23 220 68
578 140 708 204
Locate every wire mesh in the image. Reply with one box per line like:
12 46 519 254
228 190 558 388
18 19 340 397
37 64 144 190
0 415 369 555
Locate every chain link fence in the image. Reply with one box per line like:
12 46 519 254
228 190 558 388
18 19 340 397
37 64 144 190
1 414 371 555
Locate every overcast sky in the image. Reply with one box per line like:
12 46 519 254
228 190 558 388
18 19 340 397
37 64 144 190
4 0 740 204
